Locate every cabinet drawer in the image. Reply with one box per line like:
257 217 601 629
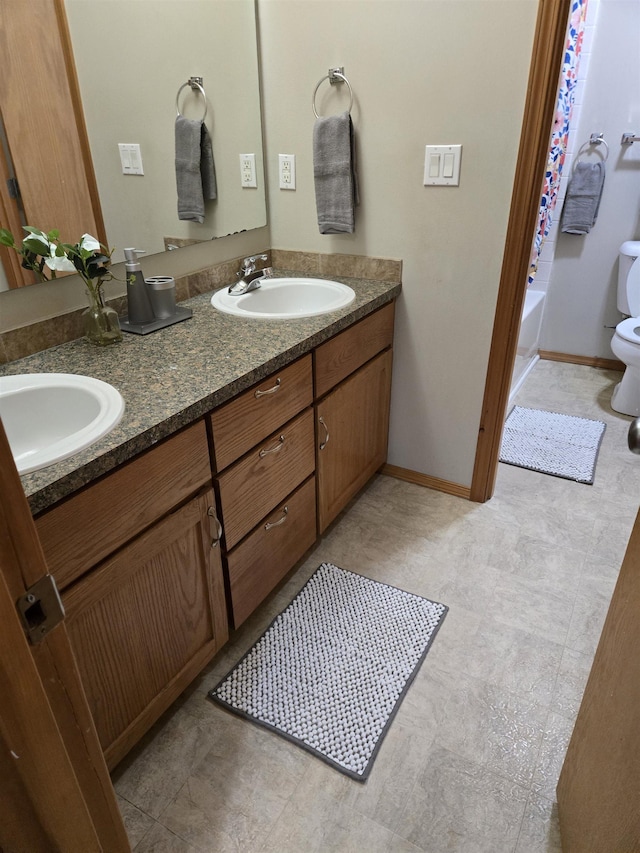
210 355 313 471
216 408 315 550
226 476 317 628
314 302 395 398
36 421 211 590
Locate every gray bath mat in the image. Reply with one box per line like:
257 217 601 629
209 562 447 781
500 406 606 484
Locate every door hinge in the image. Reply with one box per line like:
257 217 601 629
17 575 65 644
6 177 20 199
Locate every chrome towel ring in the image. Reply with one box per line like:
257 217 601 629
576 132 609 164
176 76 208 122
313 67 353 119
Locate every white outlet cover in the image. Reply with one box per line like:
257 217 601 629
278 154 296 190
240 153 257 188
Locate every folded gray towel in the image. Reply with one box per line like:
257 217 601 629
200 123 217 202
313 111 359 234
175 116 216 223
561 161 605 235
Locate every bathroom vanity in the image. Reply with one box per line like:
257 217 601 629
7 273 399 768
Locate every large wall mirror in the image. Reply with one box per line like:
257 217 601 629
0 0 266 291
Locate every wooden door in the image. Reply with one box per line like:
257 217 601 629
62 489 228 770
470 0 571 502
556 507 640 852
0 420 130 851
316 349 393 533
0 0 104 287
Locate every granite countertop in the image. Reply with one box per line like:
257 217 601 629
1 272 400 515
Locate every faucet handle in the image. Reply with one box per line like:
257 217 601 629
241 254 268 273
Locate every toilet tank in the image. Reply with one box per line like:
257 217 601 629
618 241 640 315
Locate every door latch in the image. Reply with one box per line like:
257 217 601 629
17 575 65 644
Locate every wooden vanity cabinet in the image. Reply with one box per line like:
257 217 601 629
314 303 394 532
209 356 317 628
210 304 395 624
35 421 229 770
28 300 395 766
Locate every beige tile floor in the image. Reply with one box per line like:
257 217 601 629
112 359 640 852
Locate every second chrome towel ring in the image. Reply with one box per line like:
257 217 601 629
313 67 353 119
176 76 208 122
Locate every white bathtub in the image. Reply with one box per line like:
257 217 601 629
509 289 545 403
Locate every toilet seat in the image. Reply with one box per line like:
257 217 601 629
615 316 640 345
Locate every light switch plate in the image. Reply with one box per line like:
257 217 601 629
423 144 462 186
118 143 144 175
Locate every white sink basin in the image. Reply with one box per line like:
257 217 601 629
0 373 125 474
211 277 355 319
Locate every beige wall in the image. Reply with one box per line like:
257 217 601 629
258 0 538 487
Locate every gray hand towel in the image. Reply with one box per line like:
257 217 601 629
200 122 217 202
313 111 359 234
175 116 216 223
560 161 605 235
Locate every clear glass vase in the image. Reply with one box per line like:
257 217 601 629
83 285 122 346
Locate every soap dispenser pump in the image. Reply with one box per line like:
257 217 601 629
123 248 155 326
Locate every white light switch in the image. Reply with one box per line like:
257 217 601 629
118 143 144 175
443 153 455 179
423 145 462 186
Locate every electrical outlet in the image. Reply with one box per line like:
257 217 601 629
278 154 296 190
240 153 257 188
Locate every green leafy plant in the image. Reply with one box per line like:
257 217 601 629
0 226 114 298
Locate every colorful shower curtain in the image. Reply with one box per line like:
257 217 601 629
528 0 588 286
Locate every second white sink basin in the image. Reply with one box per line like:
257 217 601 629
211 277 356 319
0 373 125 475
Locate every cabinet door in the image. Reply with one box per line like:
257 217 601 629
62 489 228 769
316 349 393 533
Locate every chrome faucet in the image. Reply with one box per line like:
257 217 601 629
228 254 273 295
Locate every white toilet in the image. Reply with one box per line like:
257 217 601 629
611 240 640 415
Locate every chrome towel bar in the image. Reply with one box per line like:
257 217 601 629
621 132 640 145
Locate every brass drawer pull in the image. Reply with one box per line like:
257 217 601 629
259 434 285 458
254 378 281 398
318 416 329 450
264 505 288 531
207 506 223 547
